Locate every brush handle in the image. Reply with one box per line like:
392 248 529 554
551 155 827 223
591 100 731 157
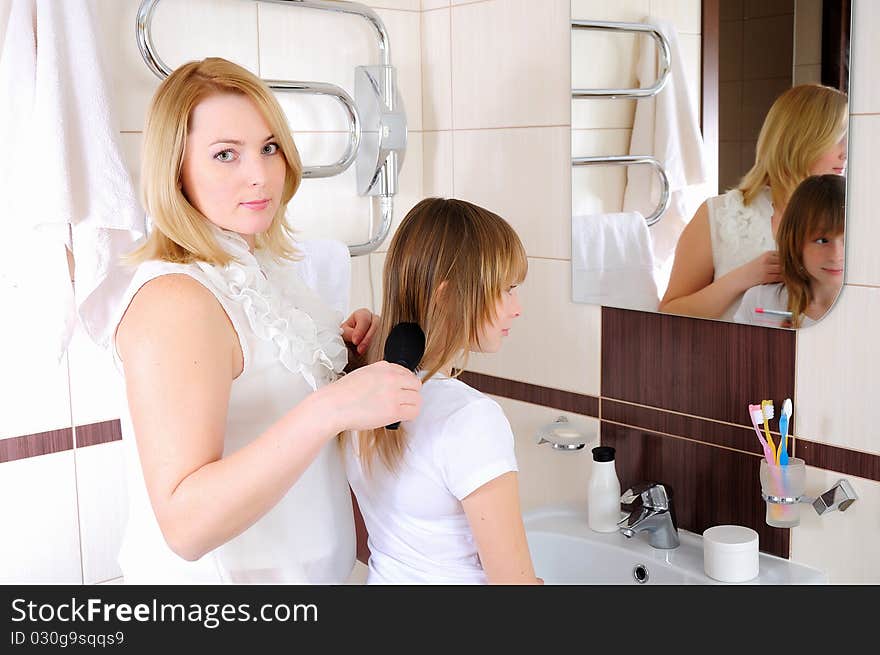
779 415 790 465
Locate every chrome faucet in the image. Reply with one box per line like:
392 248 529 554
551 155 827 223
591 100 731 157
617 482 680 549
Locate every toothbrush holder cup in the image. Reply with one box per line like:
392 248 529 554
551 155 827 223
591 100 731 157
759 457 806 528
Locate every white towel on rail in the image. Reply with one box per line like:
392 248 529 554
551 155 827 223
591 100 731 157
0 0 145 360
293 239 352 318
622 17 709 295
571 212 659 311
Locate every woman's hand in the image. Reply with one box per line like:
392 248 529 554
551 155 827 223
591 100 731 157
341 308 379 356
324 361 422 433
739 250 782 287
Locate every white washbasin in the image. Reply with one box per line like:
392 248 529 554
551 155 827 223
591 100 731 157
523 503 826 585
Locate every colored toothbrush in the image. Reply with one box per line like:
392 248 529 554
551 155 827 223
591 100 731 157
749 404 776 466
760 400 777 463
778 398 792 465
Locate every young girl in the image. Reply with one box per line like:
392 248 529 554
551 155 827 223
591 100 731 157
734 174 845 328
344 198 540 584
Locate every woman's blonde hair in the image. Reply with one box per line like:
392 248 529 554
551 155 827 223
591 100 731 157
351 198 528 474
777 174 846 328
739 84 848 209
128 57 303 265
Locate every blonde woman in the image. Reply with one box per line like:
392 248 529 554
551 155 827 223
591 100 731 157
112 58 422 584
659 84 848 320
344 198 541 585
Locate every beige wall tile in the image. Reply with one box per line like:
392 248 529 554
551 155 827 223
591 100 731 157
793 63 822 85
453 127 571 260
260 4 422 132
75 441 127 584
451 0 570 129
795 285 880 455
422 0 450 10
94 0 259 133
844 115 880 287
793 0 822 65
571 128 632 216
0 452 82 583
649 0 702 35
790 468 880 583
852 0 880 114
287 131 422 249
363 0 420 9
493 396 598 512
422 130 455 198
571 0 650 23
0 319 71 439
421 8 452 131
467 259 602 396
68 326 127 428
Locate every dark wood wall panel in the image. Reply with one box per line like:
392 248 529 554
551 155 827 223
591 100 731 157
602 422 789 558
601 308 796 427
459 371 599 417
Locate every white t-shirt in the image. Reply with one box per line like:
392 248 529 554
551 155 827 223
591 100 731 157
733 283 816 328
344 376 519 584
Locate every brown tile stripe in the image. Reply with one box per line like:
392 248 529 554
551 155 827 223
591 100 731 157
75 420 123 449
603 399 768 457
601 307 796 428
458 371 599 417
0 420 123 464
0 428 73 464
794 439 880 482
602 421 790 559
602 399 880 483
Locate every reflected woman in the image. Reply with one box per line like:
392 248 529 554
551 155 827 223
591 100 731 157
658 84 848 320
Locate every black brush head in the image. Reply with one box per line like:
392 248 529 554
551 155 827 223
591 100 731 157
383 322 425 371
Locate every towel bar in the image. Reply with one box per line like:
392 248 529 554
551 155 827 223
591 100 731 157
571 19 672 225
572 156 670 226
571 20 671 99
136 0 406 256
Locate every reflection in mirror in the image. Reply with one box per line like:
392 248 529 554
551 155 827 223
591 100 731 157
570 0 851 329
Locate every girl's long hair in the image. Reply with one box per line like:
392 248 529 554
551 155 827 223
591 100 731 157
350 198 527 474
777 174 846 327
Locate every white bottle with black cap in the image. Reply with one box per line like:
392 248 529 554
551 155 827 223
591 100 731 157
588 446 621 533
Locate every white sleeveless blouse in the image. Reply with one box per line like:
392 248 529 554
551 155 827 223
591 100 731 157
112 227 355 584
706 187 776 320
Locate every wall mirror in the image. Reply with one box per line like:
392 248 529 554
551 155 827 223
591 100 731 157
570 0 851 328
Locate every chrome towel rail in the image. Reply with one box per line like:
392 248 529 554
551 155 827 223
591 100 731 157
572 156 670 226
136 0 405 256
571 19 672 225
571 20 671 99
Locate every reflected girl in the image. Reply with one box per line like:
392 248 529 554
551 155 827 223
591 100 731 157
734 174 845 328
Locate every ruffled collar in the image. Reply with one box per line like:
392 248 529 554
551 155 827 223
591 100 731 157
194 225 347 390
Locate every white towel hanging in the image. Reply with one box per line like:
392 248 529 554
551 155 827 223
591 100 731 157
0 0 145 360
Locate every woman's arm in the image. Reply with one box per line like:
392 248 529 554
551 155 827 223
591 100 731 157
659 202 780 319
117 274 421 561
462 472 540 585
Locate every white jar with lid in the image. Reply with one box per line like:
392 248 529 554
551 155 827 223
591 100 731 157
702 525 759 583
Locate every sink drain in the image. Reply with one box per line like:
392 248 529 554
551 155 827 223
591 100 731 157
632 564 650 584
